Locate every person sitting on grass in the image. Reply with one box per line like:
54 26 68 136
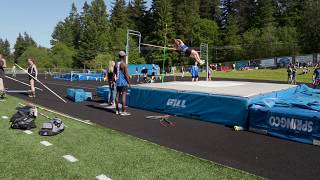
174 39 204 65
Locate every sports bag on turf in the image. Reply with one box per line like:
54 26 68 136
10 106 37 130
39 118 65 136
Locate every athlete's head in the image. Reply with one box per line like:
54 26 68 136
119 51 126 60
28 58 36 65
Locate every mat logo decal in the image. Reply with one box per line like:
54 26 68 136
269 116 313 133
166 99 187 108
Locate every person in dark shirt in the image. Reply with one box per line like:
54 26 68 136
0 54 6 99
27 58 38 98
313 64 320 88
141 67 148 83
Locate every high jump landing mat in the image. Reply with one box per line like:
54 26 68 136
128 81 320 146
127 81 295 127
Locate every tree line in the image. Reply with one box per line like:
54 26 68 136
0 0 319 69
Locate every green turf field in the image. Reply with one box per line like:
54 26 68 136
197 68 314 84
0 96 261 180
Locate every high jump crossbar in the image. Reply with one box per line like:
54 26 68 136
140 43 175 50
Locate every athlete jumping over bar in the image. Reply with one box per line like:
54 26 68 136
174 39 204 65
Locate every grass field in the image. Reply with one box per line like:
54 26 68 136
196 68 315 83
0 96 261 180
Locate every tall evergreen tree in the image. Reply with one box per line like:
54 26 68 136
128 0 147 33
76 0 110 67
0 39 11 58
221 15 243 61
199 0 221 21
299 0 320 53
236 0 258 32
220 0 238 27
150 0 174 45
3 39 11 59
51 3 81 49
275 0 304 27
110 0 128 29
13 33 37 63
255 0 276 28
173 0 201 46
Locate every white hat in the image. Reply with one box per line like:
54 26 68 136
119 51 126 57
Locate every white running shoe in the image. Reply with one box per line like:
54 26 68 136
199 60 205 65
115 110 120 115
120 111 131 116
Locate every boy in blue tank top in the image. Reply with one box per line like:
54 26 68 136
114 51 131 116
191 62 199 82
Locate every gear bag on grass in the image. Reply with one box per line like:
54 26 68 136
39 118 65 136
10 106 37 130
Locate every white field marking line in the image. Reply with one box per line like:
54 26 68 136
40 141 53 147
19 103 92 125
5 90 32 93
23 130 33 135
63 155 79 163
43 81 97 90
96 174 112 180
9 76 96 90
15 63 67 103
5 75 43 91
1 116 8 119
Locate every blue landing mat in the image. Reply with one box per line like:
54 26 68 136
127 86 249 127
249 85 320 146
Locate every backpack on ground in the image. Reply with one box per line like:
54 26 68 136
39 118 65 136
10 106 37 130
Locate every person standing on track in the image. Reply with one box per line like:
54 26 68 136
27 58 38 98
174 39 204 65
114 51 131 116
191 62 199 82
107 60 116 105
12 65 16 77
0 54 7 99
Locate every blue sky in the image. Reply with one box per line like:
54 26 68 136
0 0 151 49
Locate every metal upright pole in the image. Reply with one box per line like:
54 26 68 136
125 30 129 64
206 44 209 81
162 24 168 83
